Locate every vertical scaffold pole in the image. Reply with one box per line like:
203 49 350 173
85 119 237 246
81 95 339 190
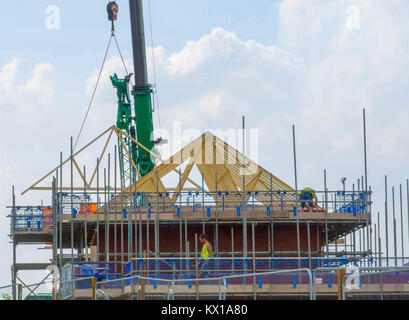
385 175 389 266
201 173 205 234
96 158 100 262
242 116 247 259
104 168 109 261
215 173 219 258
363 109 370 257
155 170 159 256
270 174 274 257
292 125 301 272
407 179 409 265
324 170 329 254
114 148 118 262
128 163 133 261
84 166 89 262
52 176 57 266
70 137 74 264
392 186 397 266
378 212 381 267
11 185 16 300
107 154 111 261
59 152 63 268
400 184 404 265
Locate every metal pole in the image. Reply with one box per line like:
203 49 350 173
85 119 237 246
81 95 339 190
292 125 301 270
324 170 329 254
400 184 404 266
201 173 205 234
155 170 159 256
252 222 256 300
53 174 58 266
179 170 183 262
231 227 235 273
104 169 109 261
70 137 74 264
11 186 16 300
215 173 219 258
374 222 377 267
242 116 247 258
83 166 88 262
195 233 199 300
363 109 370 259
393 186 397 266
307 222 312 270
385 175 389 266
407 179 409 265
114 147 118 262
59 152 63 268
97 158 100 262
128 163 133 261
134 177 138 259
378 212 382 267
270 174 274 256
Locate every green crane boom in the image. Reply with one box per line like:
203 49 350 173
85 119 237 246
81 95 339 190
108 0 155 188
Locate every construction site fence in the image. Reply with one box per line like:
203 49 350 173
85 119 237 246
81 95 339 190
70 257 365 284
0 280 53 300
341 267 409 300
93 268 313 300
69 256 409 285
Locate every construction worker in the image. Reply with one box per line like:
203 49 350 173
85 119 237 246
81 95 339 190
199 234 213 277
299 187 318 212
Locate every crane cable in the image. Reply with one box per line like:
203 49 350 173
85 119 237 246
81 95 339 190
73 34 113 151
74 1 159 151
73 32 129 152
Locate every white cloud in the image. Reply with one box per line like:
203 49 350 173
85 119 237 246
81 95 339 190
164 28 301 76
0 59 55 112
0 58 20 92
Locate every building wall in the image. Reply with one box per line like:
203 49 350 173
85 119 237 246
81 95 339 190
91 223 322 260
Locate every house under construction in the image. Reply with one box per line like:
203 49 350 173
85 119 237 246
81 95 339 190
6 0 409 301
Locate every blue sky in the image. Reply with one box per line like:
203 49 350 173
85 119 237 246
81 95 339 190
1 0 409 287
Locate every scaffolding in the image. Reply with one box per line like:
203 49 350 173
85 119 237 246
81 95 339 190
6 113 409 300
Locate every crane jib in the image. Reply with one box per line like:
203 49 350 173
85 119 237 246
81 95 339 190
110 0 155 187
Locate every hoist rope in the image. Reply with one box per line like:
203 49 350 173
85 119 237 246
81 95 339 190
73 34 113 151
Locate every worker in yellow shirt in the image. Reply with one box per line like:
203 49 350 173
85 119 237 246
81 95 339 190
199 234 213 277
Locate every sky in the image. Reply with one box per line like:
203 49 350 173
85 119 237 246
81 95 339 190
1 0 409 287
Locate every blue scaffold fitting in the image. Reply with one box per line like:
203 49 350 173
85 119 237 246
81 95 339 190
122 208 127 219
258 277 263 289
207 207 211 217
237 207 241 217
177 207 181 218
267 206 271 216
148 208 151 219
292 276 297 289
293 207 297 217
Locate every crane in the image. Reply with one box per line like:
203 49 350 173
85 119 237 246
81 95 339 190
108 0 155 188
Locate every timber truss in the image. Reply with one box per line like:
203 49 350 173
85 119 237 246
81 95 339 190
22 125 296 206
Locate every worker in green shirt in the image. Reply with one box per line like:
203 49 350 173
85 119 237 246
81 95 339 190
199 234 213 277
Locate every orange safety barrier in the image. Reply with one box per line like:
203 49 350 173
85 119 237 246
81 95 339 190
79 203 97 214
43 208 53 226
